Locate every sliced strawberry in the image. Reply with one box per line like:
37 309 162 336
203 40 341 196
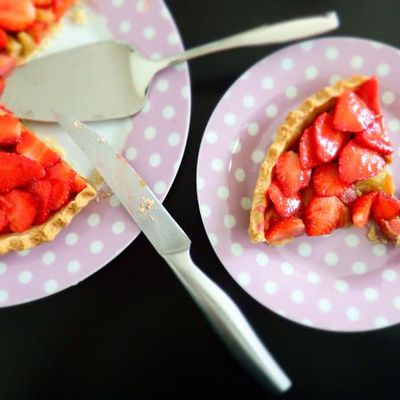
34 0 53 6
339 185 358 206
48 179 70 211
355 116 393 155
301 186 314 207
46 161 75 183
0 152 45 193
312 162 351 197
333 91 375 132
0 28 8 49
267 180 301 217
0 0 36 32
26 21 48 44
0 113 22 145
0 189 37 233
264 216 305 244
338 140 385 184
0 76 6 97
313 112 349 162
275 151 311 196
371 192 400 222
28 179 52 224
351 192 378 228
0 207 8 233
53 0 75 20
299 126 319 169
304 196 346 236
379 218 400 241
355 77 380 115
70 174 87 194
16 129 60 168
263 208 279 232
0 53 16 77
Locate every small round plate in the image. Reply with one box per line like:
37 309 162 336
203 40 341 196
197 37 400 332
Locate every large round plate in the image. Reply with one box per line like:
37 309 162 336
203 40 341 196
0 0 191 307
197 37 400 332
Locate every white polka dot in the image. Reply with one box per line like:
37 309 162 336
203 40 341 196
18 270 32 284
67 260 81 274
252 149 265 164
42 252 55 265
163 105 175 119
264 281 277 294
334 280 349 293
325 47 338 60
346 307 360 321
266 104 278 118
285 85 298 99
142 99 151 113
197 176 205 190
324 252 338 266
298 242 312 257
168 133 181 146
237 272 251 286
300 41 313 51
318 299 332 313
136 0 147 12
247 122 259 136
229 139 241 154
256 252 269 266
112 221 125 235
0 262 6 275
329 74 342 85
181 85 190 99
234 168 246 182
216 186 229 200
307 271 320 284
109 195 120 208
382 91 395 105
119 20 131 33
149 153 161 167
44 279 58 294
18 249 30 257
281 57 294 70
224 113 237 126
154 180 166 194
125 146 138 160
224 214 236 228
200 205 211 218
305 66 318 80
156 79 169 92
377 63 390 77
143 26 155 39
374 316 389 328
159 5 168 18
205 130 218 144
90 240 103 254
393 296 400 309
261 77 274 90
0 290 8 303
364 288 379 301
372 244 387 256
211 158 224 172
243 95 255 108
352 261 367 275
281 262 294 276
241 197 251 210
112 0 125 6
345 233 360 247
208 233 218 247
389 118 400 132
382 269 397 282
231 243 243 257
291 290 304 304
167 32 178 45
350 55 364 69
87 213 101 227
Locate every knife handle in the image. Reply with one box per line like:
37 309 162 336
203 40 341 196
163 250 291 394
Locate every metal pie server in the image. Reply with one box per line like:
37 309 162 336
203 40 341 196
55 112 292 393
5 12 339 122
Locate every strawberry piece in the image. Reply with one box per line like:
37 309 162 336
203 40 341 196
275 151 311 196
355 116 393 155
16 130 60 168
299 126 319 169
28 179 52 224
0 76 5 96
0 113 22 145
46 161 75 183
263 208 279 233
313 112 348 162
333 91 375 132
304 196 346 236
351 192 378 228
26 21 48 44
301 186 314 207
53 0 75 20
371 192 400 222
0 208 8 233
264 216 305 244
379 218 400 241
0 189 37 233
0 0 36 32
70 174 87 194
34 0 53 5
312 162 351 197
339 186 358 206
0 28 8 49
49 179 70 211
0 53 16 77
338 140 385 184
355 77 380 115
267 180 301 218
0 152 45 193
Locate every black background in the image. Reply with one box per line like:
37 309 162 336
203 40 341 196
2 0 400 399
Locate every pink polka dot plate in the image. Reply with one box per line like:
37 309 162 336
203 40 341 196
197 37 400 332
0 0 191 307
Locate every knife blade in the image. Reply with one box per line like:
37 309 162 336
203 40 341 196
55 112 292 393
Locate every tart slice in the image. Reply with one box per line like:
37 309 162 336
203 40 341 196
249 75 399 246
0 105 96 255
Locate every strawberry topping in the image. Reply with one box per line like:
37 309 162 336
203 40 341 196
0 0 36 32
371 192 400 222
312 162 351 197
355 77 380 115
0 113 22 145
28 179 52 224
351 192 378 228
267 180 301 218
299 126 319 169
264 216 305 244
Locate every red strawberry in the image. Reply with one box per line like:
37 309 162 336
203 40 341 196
0 207 8 233
264 216 305 244
351 192 378 228
355 77 380 115
49 179 70 211
275 151 311 196
313 112 348 162
379 218 400 241
0 76 5 96
299 126 319 169
0 152 45 193
46 161 76 183
0 0 36 32
333 91 375 132
0 28 8 49
53 0 75 20
26 21 48 44
0 53 16 77
0 113 22 145
301 186 315 207
263 208 279 232
304 196 346 236
70 174 87 194
34 0 53 6
0 189 37 233
267 180 301 217
16 130 60 168
312 162 351 197
355 116 393 155
28 179 52 224
371 192 400 222
339 186 358 206
338 140 385 184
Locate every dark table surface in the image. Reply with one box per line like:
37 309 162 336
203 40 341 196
2 0 400 399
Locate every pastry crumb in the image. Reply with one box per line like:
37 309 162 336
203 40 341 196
70 6 88 25
367 224 381 244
